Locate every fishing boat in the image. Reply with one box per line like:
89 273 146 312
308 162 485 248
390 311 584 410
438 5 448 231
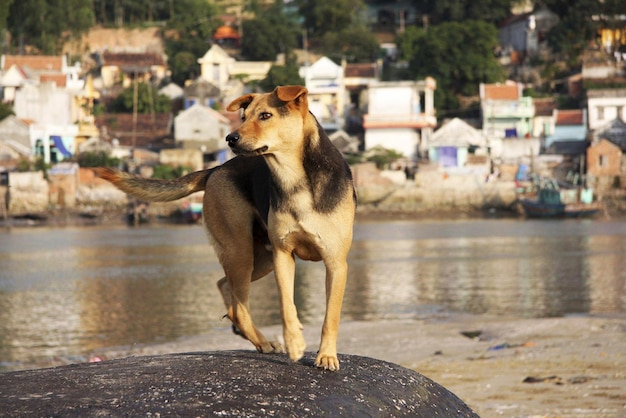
517 177 602 218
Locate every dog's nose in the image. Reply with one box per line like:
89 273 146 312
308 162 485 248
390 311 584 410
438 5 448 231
226 132 240 146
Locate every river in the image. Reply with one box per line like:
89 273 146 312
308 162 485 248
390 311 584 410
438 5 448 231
1 218 625 371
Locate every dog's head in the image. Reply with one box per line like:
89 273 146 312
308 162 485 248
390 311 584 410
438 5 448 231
225 86 310 157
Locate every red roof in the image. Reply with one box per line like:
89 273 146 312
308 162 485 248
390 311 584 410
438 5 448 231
556 109 584 126
40 74 67 87
345 63 377 78
213 25 240 40
483 84 520 100
95 113 172 148
2 55 64 71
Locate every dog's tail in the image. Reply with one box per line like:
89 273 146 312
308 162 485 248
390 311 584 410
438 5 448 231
94 167 212 202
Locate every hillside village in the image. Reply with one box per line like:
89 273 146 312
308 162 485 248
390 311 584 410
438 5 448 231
1 3 626 220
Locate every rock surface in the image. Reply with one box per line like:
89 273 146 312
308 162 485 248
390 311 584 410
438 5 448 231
0 350 478 417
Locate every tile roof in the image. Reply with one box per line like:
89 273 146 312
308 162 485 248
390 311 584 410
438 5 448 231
482 84 520 100
555 109 584 126
345 63 377 78
2 55 64 71
95 113 172 148
40 74 67 87
101 52 165 70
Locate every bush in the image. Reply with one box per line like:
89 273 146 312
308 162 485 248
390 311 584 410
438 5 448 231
151 164 193 180
77 151 120 168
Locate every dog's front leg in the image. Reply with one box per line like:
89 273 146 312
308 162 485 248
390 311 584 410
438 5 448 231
273 249 306 362
316 259 348 371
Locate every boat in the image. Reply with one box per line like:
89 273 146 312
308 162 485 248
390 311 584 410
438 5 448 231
517 177 602 218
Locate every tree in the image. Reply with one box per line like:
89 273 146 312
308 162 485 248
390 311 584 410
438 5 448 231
398 20 505 112
7 0 93 54
240 0 300 62
542 0 623 65
297 0 365 38
109 82 171 114
0 102 14 121
413 0 517 26
319 25 380 63
258 60 304 92
162 0 220 84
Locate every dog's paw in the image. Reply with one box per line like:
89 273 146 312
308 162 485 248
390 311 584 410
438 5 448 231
315 354 340 371
285 332 306 362
258 340 285 354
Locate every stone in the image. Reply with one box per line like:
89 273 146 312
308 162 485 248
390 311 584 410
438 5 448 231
0 350 479 417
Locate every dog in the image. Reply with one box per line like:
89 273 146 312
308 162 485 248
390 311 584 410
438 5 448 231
95 85 356 370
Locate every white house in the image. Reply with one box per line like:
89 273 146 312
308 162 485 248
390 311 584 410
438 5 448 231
300 56 347 132
197 44 272 94
429 118 486 168
174 103 231 165
362 79 437 159
586 88 626 131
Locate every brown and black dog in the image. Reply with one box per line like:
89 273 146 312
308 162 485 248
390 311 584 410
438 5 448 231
96 85 356 370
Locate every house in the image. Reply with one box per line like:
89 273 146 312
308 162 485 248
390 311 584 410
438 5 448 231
95 113 173 153
428 118 486 169
174 103 231 165
544 109 587 150
344 62 380 108
480 82 534 139
586 89 626 131
586 118 626 189
0 54 83 103
363 79 437 159
587 139 623 179
197 44 272 92
183 78 220 109
0 139 31 170
497 7 558 63
300 56 346 132
531 97 556 139
98 51 167 89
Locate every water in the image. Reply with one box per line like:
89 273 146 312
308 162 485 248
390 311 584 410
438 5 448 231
1 219 625 371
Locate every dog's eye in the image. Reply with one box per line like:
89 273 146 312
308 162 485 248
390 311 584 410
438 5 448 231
259 112 272 120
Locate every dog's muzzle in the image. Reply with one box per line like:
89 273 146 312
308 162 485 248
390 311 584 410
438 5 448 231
225 132 268 155
226 132 240 147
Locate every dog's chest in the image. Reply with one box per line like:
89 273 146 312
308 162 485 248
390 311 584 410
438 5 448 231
269 203 325 261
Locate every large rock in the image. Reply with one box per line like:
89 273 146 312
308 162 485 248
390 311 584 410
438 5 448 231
0 350 478 417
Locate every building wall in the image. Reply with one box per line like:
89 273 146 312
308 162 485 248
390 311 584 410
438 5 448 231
365 128 419 159
587 139 622 177
587 95 626 130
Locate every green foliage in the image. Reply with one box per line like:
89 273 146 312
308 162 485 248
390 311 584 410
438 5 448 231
364 147 404 169
77 151 120 168
0 102 14 121
319 25 380 63
162 0 220 84
397 20 505 112
7 0 93 54
258 60 304 92
109 82 171 114
240 0 300 61
152 164 192 180
297 0 365 38
415 0 516 25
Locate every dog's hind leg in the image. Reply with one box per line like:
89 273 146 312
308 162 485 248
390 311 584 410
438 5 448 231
222 243 283 354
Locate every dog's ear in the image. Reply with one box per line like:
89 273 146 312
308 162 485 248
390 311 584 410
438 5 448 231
227 94 256 112
274 85 308 104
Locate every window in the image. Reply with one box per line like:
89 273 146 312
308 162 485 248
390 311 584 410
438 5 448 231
598 106 604 120
599 155 607 167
